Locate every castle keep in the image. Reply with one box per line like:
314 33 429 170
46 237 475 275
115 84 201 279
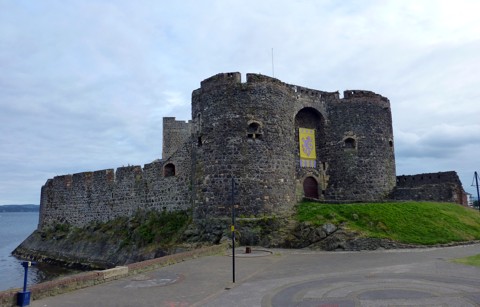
37 72 464 230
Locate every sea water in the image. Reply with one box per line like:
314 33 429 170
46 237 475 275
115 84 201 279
0 212 77 291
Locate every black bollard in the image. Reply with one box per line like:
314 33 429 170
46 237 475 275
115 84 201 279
17 261 36 307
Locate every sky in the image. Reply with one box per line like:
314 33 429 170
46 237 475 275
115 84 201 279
1 0 479 205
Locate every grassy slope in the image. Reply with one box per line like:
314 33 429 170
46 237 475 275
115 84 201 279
296 201 480 245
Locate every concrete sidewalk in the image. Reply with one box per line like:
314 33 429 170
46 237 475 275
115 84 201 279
31 244 480 306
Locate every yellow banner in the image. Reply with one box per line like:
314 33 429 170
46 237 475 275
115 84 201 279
299 128 316 160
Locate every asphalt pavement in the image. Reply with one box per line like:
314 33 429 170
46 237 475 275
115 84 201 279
30 244 480 306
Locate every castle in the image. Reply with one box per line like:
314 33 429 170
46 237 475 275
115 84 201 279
38 72 467 229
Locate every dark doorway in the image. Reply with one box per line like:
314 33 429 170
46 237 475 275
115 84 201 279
303 177 319 199
164 163 175 177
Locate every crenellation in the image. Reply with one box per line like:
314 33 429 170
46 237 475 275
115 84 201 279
37 71 468 230
246 73 282 84
115 166 142 182
343 90 390 106
71 171 94 187
293 85 333 99
395 171 462 187
200 72 241 89
143 160 163 181
39 158 193 228
391 171 467 205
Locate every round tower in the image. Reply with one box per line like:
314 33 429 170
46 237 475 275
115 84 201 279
190 73 396 219
191 73 297 218
323 90 396 201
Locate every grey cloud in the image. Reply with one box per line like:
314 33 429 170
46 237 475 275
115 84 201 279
1 0 480 203
395 125 480 159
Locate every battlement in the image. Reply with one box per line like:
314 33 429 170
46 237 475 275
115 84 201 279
396 171 462 188
35 71 469 233
343 90 390 103
200 72 241 90
163 117 190 126
38 158 192 229
50 167 143 189
392 171 467 205
246 73 283 85
292 84 340 99
198 72 344 101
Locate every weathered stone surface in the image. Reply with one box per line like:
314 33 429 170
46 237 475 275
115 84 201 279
391 171 468 205
191 73 396 219
14 72 472 272
37 72 400 230
13 230 174 270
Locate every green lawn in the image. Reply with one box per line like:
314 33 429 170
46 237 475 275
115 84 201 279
296 201 480 245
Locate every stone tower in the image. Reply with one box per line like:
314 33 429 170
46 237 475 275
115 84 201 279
189 72 396 218
36 71 397 229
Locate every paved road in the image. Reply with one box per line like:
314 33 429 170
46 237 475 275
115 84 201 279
31 244 480 306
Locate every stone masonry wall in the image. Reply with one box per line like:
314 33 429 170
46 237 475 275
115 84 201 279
38 72 401 229
162 117 191 159
191 73 297 218
190 72 396 219
38 156 192 229
391 171 467 205
323 90 396 200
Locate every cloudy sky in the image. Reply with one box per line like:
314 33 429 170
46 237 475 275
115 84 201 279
1 0 479 204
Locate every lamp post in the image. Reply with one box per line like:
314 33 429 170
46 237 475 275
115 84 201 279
231 177 236 283
475 172 480 211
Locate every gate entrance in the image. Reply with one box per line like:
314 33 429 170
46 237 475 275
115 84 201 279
303 177 319 199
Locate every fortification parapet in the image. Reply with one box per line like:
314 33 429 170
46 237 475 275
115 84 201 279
93 169 115 184
392 171 467 205
143 160 163 181
396 171 462 188
36 71 414 229
116 165 142 182
38 157 192 229
245 73 340 100
246 73 282 84
51 174 73 188
200 72 241 90
293 84 339 100
342 90 390 107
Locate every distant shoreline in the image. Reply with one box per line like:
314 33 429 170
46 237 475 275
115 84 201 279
0 205 39 212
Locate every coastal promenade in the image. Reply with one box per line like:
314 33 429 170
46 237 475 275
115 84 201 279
22 244 480 306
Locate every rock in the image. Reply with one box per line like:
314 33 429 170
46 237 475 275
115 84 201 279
310 228 327 242
322 223 337 235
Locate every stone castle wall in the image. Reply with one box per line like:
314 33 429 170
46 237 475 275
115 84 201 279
190 72 396 218
38 157 192 229
37 72 465 230
391 171 467 205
